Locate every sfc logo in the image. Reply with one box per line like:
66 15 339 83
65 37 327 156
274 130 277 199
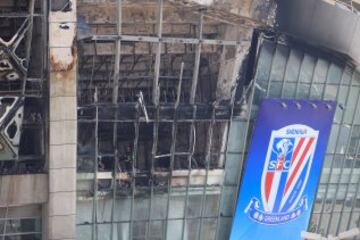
245 124 318 225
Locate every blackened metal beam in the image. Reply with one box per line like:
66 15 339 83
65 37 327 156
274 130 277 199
175 62 185 108
78 104 235 123
85 34 242 46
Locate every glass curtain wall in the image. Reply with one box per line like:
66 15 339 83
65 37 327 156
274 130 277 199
244 33 360 237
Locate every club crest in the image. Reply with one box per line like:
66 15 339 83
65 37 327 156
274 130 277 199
245 124 318 225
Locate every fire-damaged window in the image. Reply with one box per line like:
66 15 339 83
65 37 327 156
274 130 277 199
75 0 256 239
0 0 47 175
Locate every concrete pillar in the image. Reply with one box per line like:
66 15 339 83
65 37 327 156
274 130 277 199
216 26 252 101
48 0 77 239
215 26 252 168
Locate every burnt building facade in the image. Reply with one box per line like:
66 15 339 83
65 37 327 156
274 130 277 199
0 0 360 239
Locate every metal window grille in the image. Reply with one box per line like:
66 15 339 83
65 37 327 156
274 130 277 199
76 1 360 240
76 0 249 239
0 0 47 175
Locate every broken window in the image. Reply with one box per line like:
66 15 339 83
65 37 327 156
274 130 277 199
0 0 47 175
76 0 251 239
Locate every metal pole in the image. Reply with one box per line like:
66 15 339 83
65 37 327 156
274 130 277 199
92 88 99 240
112 0 122 104
22 0 35 95
189 14 203 104
181 106 197 240
129 105 140 239
175 62 184 108
152 0 164 106
110 1 122 238
198 107 216 239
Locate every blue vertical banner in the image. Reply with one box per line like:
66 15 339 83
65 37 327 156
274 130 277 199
230 99 336 240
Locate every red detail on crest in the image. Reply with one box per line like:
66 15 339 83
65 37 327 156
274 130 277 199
284 138 314 195
291 137 305 165
265 172 274 202
276 156 286 171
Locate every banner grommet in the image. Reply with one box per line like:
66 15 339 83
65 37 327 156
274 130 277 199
280 102 287 109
